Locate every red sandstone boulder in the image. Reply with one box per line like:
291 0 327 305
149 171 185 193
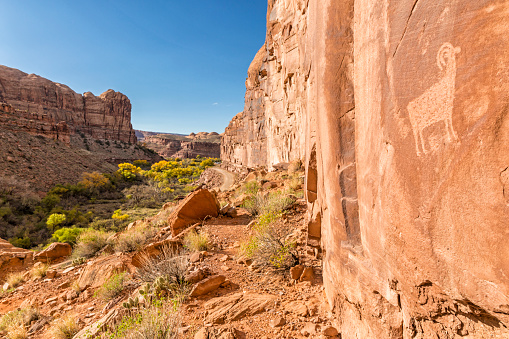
190 275 225 297
168 189 220 236
0 238 34 282
78 255 127 290
34 242 72 263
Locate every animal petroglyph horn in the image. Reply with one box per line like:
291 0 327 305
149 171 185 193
407 43 461 156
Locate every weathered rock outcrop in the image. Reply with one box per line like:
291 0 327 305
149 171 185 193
0 65 136 143
0 238 34 282
221 1 309 170
141 132 221 159
223 0 509 337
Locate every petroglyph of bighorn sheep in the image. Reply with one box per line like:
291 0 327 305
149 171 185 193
407 43 461 156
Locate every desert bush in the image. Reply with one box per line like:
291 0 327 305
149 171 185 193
242 190 295 216
50 227 85 245
112 209 129 221
135 245 189 286
240 212 298 269
6 272 24 288
50 314 80 339
104 300 180 339
288 176 303 191
30 263 49 279
113 225 158 253
0 307 39 339
183 230 210 252
124 302 181 339
241 180 260 195
94 272 126 301
72 228 112 259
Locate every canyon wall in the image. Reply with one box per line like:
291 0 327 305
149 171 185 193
141 132 221 159
0 65 136 143
221 0 310 170
224 0 509 337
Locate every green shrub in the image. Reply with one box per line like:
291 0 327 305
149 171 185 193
240 209 297 269
242 181 260 195
112 209 129 221
72 229 112 259
183 230 210 252
50 227 85 245
94 272 126 301
46 213 66 231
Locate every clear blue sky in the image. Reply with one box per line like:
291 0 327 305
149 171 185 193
0 1 267 134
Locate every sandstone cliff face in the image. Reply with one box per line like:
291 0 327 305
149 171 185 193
0 65 136 143
224 0 509 337
221 0 310 170
143 132 221 159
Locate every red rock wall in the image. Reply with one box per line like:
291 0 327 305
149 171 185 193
143 136 220 159
0 65 136 143
221 0 310 170
225 0 509 337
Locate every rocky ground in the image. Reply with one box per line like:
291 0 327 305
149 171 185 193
0 166 340 338
0 130 161 194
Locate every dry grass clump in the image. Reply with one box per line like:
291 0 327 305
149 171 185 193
242 190 295 216
6 272 24 288
135 245 189 286
0 307 40 339
103 299 181 339
70 280 81 293
124 302 181 339
72 228 113 259
94 272 126 301
288 176 303 191
5 322 27 339
30 263 49 279
183 230 210 252
50 314 80 339
113 225 158 253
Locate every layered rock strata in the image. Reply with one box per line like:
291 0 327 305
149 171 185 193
142 132 221 159
0 65 136 143
223 0 509 337
221 0 309 170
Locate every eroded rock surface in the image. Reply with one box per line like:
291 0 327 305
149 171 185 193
222 0 509 337
0 238 33 282
0 65 136 143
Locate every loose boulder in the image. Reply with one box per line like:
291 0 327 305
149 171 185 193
190 274 225 297
78 255 127 290
34 242 72 263
167 189 220 236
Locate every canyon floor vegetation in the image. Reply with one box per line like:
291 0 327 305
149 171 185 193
0 156 219 249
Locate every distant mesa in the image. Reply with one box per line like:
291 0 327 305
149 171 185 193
136 129 221 159
0 64 136 144
0 65 160 192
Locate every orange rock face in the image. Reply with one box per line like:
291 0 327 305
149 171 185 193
168 189 220 236
223 0 509 337
0 238 33 282
0 65 136 144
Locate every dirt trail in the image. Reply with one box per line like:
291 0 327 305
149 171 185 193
211 167 236 191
